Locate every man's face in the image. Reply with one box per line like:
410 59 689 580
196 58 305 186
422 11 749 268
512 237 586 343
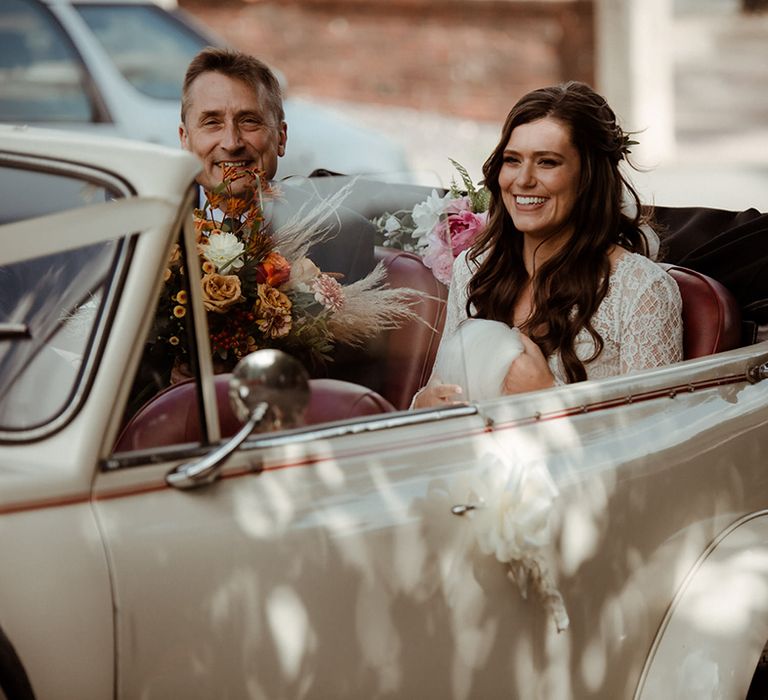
179 71 287 194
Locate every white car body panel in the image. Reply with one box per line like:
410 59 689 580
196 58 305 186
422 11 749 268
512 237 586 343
637 512 768 700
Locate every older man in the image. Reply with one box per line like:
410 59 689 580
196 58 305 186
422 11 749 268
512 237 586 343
179 47 376 282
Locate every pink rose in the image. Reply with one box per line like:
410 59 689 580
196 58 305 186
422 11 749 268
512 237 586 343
446 209 488 256
421 231 455 285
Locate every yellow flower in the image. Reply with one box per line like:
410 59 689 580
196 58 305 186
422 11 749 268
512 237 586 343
175 290 188 304
169 336 179 346
173 305 186 318
202 261 215 274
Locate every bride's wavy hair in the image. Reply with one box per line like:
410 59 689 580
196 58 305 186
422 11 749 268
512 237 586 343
467 81 649 383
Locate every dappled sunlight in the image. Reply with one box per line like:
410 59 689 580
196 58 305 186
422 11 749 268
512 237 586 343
266 585 317 682
313 457 347 488
354 580 402 693
93 373 768 697
580 634 608 692
681 549 768 635
560 502 605 578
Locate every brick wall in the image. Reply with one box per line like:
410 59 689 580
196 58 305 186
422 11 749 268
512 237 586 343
180 0 594 123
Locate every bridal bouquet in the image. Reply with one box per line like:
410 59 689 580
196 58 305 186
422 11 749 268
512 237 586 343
152 166 419 374
372 159 489 285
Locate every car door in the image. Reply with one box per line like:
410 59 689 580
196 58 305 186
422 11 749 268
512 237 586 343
91 198 525 696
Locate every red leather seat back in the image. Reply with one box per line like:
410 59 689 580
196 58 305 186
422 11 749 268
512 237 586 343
114 377 395 452
662 264 742 359
373 246 448 409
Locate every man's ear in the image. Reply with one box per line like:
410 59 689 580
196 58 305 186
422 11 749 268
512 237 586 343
179 123 189 150
278 121 287 157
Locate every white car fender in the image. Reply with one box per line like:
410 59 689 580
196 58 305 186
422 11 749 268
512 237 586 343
635 510 768 700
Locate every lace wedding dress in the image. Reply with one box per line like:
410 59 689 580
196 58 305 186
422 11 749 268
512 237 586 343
428 249 683 400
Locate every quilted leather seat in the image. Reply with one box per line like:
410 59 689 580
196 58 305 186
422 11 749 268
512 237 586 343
662 264 742 359
114 376 395 452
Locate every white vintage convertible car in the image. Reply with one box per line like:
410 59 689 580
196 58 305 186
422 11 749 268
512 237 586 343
1 125 768 700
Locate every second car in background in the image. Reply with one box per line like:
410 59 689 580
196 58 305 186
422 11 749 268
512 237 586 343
0 0 410 178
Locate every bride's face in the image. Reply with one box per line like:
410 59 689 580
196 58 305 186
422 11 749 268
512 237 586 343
497 117 581 243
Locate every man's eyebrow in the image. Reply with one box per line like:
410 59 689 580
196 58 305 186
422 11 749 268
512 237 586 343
195 109 268 124
197 109 223 121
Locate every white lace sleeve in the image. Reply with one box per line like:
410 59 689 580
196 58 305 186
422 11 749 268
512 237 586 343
430 252 474 377
443 251 474 338
619 262 684 372
409 252 475 405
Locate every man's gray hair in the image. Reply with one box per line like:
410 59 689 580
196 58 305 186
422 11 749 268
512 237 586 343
181 47 284 125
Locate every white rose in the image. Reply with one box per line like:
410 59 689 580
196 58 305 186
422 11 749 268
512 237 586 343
200 232 245 274
412 189 450 240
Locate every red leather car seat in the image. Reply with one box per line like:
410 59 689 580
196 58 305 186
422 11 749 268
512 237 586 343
370 246 448 409
662 264 742 359
114 376 395 452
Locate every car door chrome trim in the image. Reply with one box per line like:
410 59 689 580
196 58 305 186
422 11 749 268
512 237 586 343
104 403 480 471
237 403 480 451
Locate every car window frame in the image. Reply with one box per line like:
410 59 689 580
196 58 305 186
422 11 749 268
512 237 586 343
0 152 136 442
102 197 480 471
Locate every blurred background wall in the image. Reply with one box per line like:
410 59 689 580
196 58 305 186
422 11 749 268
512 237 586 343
180 0 768 208
180 0 593 124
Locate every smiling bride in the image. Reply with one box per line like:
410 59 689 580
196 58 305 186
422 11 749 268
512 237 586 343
413 81 683 408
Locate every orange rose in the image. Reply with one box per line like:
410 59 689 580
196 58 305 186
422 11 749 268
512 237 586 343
256 252 291 287
200 273 243 313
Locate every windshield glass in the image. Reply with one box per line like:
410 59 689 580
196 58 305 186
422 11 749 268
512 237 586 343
113 172 468 454
0 163 123 433
75 3 209 100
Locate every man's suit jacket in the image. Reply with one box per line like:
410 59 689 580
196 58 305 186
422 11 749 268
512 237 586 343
269 176 377 283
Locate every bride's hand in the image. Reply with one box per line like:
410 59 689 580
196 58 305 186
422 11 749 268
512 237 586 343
502 333 555 394
412 382 464 409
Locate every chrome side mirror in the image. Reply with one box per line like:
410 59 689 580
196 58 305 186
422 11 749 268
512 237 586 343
229 348 311 431
166 349 310 489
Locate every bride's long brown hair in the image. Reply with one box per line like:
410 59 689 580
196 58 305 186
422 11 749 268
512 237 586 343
467 81 649 383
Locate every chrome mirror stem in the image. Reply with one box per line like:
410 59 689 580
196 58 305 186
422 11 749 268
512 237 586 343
166 402 268 490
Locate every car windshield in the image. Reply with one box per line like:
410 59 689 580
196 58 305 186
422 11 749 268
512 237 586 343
0 162 123 433
113 171 465 453
74 3 209 100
